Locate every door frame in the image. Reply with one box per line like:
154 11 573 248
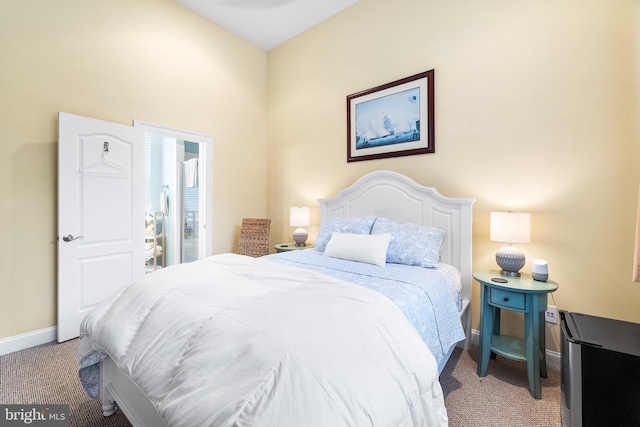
134 120 213 260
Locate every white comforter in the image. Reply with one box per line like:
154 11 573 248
78 254 448 427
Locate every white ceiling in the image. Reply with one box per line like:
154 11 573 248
175 0 359 50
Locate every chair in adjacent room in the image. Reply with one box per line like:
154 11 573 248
238 218 271 257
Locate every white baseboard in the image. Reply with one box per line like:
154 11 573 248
545 349 561 372
470 329 561 372
0 327 57 356
471 328 480 347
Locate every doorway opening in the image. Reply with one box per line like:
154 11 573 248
134 121 213 272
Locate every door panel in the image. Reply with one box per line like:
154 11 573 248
82 174 131 242
80 253 132 307
58 112 144 342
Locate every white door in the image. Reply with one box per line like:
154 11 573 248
57 112 145 342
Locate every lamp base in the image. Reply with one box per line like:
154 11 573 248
496 245 525 277
500 269 522 277
293 227 308 247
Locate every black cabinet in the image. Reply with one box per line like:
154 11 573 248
560 311 640 427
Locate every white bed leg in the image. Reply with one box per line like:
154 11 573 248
102 401 117 417
461 299 473 350
99 359 118 417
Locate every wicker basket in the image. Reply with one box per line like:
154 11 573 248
238 218 271 257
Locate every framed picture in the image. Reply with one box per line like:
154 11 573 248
347 70 434 162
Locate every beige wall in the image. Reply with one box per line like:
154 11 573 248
2 0 639 355
0 0 268 339
267 0 640 352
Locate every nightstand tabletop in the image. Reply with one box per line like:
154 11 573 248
473 270 558 293
274 243 314 253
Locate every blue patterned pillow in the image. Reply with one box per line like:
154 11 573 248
371 218 445 268
314 216 377 252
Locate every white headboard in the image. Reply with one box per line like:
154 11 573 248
318 170 475 344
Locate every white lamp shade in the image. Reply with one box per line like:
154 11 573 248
290 207 310 227
490 212 531 244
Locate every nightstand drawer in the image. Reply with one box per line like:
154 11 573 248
489 288 526 311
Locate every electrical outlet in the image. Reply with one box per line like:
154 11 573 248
545 305 558 324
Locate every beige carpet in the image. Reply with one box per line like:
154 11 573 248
0 340 560 426
0 340 131 427
440 346 561 426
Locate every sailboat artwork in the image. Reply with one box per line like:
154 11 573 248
355 87 421 150
347 69 434 163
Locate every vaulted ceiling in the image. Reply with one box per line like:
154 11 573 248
175 0 359 50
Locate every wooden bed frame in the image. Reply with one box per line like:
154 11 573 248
98 170 475 426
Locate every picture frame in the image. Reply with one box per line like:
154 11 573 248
347 70 434 162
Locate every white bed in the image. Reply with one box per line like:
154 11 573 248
77 170 475 427
317 170 475 359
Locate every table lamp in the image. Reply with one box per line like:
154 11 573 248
490 211 531 277
290 207 310 246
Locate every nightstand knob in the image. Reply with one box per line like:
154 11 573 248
504 297 509 302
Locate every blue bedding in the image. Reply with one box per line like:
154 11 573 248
264 250 465 368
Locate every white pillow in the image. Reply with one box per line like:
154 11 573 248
323 232 391 266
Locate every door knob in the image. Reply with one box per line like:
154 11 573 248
62 234 84 242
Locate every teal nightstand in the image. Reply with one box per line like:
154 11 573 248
474 270 558 399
